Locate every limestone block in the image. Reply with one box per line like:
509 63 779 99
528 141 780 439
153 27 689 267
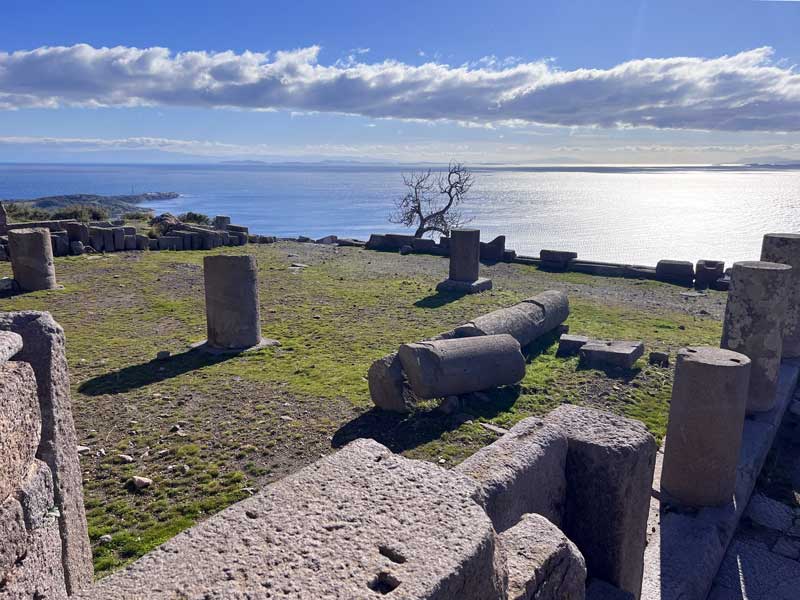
88 227 105 252
398 334 526 399
64 222 90 245
761 233 800 357
547 405 656 599
70 241 85 255
51 232 70 256
203 255 262 350
123 235 136 250
449 228 481 282
0 311 93 593
7 228 58 291
135 234 149 250
557 334 590 357
226 224 249 234
580 340 645 370
480 235 506 262
112 227 125 249
101 228 115 251
661 347 751 507
694 260 725 290
456 417 567 531
721 260 791 413
412 237 438 253
0 330 22 363
455 290 569 348
15 459 55 530
0 361 41 502
655 260 694 286
500 513 587 600
147 238 158 251
76 439 506 600
122 226 136 236
213 215 230 229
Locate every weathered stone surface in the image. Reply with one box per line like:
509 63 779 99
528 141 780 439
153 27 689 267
711 539 800 600
101 227 115 251
88 227 105 252
557 334 590 358
7 228 58 291
745 493 794 532
456 417 567 531
661 347 751 507
213 215 231 229
587 579 635 600
123 235 137 250
0 361 40 503
436 277 493 294
51 232 70 256
0 330 22 363
0 496 28 584
368 352 414 412
1 517 68 600
540 249 578 271
455 290 569 348
16 459 55 530
721 261 791 413
695 260 725 290
655 260 694 286
203 255 263 350
547 405 656 599
76 439 506 600
761 233 800 358
70 240 85 255
500 513 587 600
112 227 125 249
480 235 506 262
580 340 645 370
135 234 149 250
398 334 526 399
648 351 669 367
449 228 481 282
0 311 93 593
64 222 90 245
147 238 158 251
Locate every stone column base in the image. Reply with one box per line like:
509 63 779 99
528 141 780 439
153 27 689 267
190 337 280 355
436 277 493 294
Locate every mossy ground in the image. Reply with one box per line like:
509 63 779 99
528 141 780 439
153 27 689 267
0 242 724 576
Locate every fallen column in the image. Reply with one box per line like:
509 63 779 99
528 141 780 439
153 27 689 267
760 233 800 357
7 228 58 291
397 334 525 399
436 228 492 293
199 255 278 353
660 347 751 507
547 405 656 599
720 260 791 413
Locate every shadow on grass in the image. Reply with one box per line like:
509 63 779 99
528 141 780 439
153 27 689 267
332 385 521 454
413 290 467 309
575 362 642 382
78 349 236 396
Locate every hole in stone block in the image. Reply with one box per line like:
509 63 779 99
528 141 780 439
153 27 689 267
730 358 741 363
687 349 697 353
368 572 401 594
379 545 407 564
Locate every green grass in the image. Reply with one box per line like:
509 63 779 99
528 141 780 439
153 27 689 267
0 243 722 575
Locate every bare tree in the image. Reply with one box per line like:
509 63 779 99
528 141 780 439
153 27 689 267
390 162 474 238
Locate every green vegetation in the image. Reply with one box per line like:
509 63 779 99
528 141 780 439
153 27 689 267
51 204 111 221
0 243 723 576
177 211 211 225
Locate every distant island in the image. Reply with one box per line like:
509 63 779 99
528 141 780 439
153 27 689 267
1 192 179 215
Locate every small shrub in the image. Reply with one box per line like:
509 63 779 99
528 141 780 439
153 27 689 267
123 210 152 221
51 204 110 222
4 203 51 222
178 211 211 225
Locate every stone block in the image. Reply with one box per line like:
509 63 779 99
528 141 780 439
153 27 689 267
580 340 645 370
213 215 230 229
449 228 482 282
15 459 55 530
76 439 506 600
8 228 58 291
0 329 23 363
147 238 158 250
0 311 93 593
122 226 136 236
761 233 800 357
480 235 506 262
123 235 137 250
51 232 70 256
0 496 27 583
135 235 149 250
648 351 669 367
695 260 725 290
456 417 567 531
398 334 526 399
203 255 264 350
436 277 493 294
102 228 115 251
557 334 590 358
316 235 338 245
412 237 438 253
0 361 41 503
64 222 90 245
1 516 67 600
112 227 125 249
70 241 85 255
455 290 569 348
88 227 105 252
547 405 657 599
655 260 694 287
226 224 249 234
500 513 587 600
540 249 578 271
367 352 414 412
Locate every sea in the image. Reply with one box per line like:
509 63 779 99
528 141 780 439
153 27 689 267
1 162 799 267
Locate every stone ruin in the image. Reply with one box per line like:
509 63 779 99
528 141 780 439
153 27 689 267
435 228 493 294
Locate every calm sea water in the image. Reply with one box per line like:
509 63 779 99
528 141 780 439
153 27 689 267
1 163 799 267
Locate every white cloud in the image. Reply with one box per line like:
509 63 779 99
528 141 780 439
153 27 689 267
0 44 799 132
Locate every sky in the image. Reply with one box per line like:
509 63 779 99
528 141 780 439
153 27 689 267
1 0 800 165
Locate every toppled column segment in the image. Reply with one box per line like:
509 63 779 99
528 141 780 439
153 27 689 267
7 227 58 291
721 260 791 413
456 417 567 532
660 347 751 507
547 405 656 599
398 334 526 399
76 439 507 600
500 513 587 600
760 233 800 358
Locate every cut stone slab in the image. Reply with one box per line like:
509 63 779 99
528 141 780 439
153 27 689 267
655 260 694 287
648 351 669 367
0 329 23 363
579 340 645 370
436 276 493 294
76 439 506 600
547 405 657 599
456 417 567 531
0 361 41 503
557 334 590 358
500 513 587 600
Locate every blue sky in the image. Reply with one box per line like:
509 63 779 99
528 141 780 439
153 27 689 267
1 0 799 164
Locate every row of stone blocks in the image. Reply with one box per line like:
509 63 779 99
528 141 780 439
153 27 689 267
368 290 571 412
0 312 93 599
77 404 654 600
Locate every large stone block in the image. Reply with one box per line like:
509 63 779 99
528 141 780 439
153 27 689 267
88 227 105 252
694 260 724 291
661 347 751 507
721 261 791 413
203 255 265 350
547 405 656 599
579 341 645 370
0 311 93 593
367 352 414 412
480 235 506 262
112 227 125 249
398 334 526 399
540 249 578 271
7 228 58 291
760 233 800 357
455 290 569 348
76 439 506 600
655 260 694 287
456 417 567 531
101 227 115 251
449 228 481 282
0 361 41 502
0 496 27 583
0 330 22 363
500 513 587 600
